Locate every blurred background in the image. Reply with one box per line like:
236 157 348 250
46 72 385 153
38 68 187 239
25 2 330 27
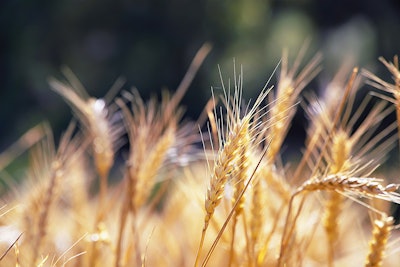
1 0 400 160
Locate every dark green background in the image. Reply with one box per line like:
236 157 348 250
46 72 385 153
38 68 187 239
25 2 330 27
1 0 400 152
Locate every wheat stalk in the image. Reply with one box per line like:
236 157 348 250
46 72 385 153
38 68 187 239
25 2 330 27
298 174 400 202
133 127 176 209
49 73 123 225
195 61 272 266
267 45 322 161
5 48 400 266
279 173 399 267
250 175 263 266
194 118 249 267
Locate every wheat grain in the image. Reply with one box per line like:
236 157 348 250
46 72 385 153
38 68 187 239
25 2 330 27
250 176 263 263
299 174 400 202
267 47 322 160
323 191 343 264
204 119 249 231
5 49 400 267
228 122 251 266
323 130 352 266
49 76 124 228
365 214 394 267
133 127 176 209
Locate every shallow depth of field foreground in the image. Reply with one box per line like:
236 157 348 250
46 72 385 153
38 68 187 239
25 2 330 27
2 45 400 267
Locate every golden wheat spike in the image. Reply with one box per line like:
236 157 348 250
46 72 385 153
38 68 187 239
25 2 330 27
133 127 176 209
299 174 400 202
267 47 322 161
365 214 394 267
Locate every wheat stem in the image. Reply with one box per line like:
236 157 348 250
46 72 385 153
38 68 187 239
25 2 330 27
200 147 267 267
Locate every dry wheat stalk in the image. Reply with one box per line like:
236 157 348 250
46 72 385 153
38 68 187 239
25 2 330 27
298 174 400 202
231 128 250 216
228 123 251 266
5 48 400 267
49 73 123 224
49 79 116 178
195 62 272 266
204 119 249 233
279 171 399 266
32 160 63 265
323 130 352 267
266 46 322 161
116 92 180 267
133 127 176 209
113 45 210 267
300 66 397 266
365 214 394 267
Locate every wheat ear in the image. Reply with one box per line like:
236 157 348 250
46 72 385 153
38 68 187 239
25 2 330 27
133 127 175 209
267 47 322 161
365 214 394 267
250 175 263 266
299 175 400 200
29 123 83 265
323 130 352 266
228 124 251 266
49 76 122 222
195 60 272 266
32 160 63 265
279 174 399 267
194 118 250 267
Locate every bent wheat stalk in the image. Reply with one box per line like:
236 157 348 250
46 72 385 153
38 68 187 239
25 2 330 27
279 174 400 267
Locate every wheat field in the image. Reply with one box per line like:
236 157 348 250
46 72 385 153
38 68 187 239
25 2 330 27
1 44 400 267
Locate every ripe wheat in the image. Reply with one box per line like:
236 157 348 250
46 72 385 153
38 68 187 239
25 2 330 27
1 46 400 267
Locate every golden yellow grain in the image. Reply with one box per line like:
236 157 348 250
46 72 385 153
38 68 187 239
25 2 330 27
250 171 278 267
298 65 397 267
329 130 352 174
365 214 394 267
299 174 400 201
250 177 262 256
49 81 116 179
267 48 322 160
323 191 343 265
133 127 175 209
195 67 271 265
323 130 352 266
228 123 251 266
204 119 249 231
231 127 250 216
5 49 400 267
49 77 122 224
32 160 63 265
